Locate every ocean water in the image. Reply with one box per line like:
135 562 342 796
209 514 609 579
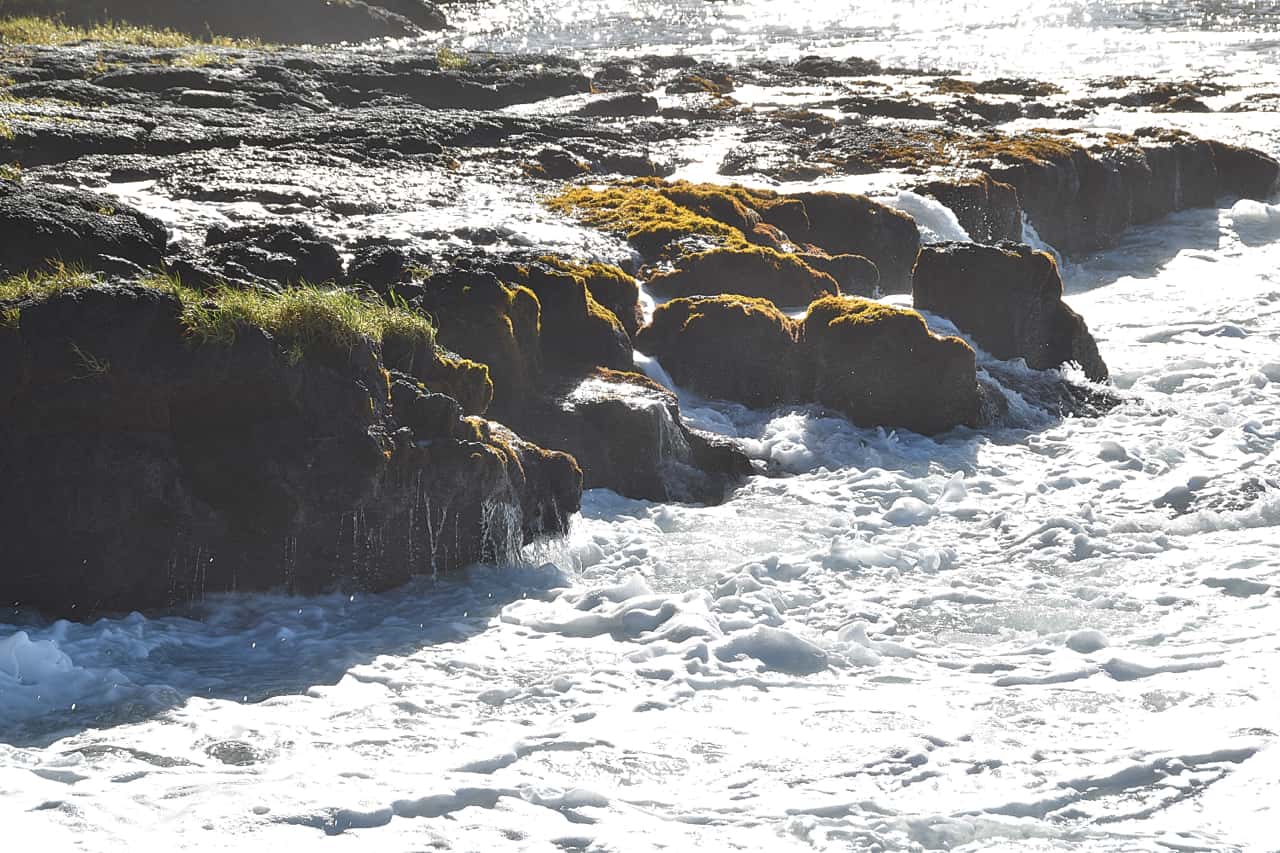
4 2 1280 850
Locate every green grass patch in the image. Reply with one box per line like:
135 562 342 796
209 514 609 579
1 268 436 363
0 15 256 48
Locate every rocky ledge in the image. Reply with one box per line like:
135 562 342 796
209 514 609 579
2 35 1277 616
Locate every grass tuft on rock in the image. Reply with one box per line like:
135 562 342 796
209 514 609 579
547 184 748 255
0 15 256 47
1 268 435 359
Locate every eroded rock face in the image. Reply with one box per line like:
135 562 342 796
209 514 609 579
636 295 801 408
646 247 839 306
0 181 168 277
514 370 752 504
0 0 442 43
912 242 1109 382
636 294 981 435
0 285 580 618
801 296 981 435
785 192 922 293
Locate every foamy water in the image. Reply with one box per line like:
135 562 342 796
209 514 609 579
4 2 1280 850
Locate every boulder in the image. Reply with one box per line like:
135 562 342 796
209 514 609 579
499 264 634 378
1207 140 1280 200
0 285 580 618
646 247 839 306
787 192 922 293
0 181 167 276
541 258 644 338
515 370 752 503
414 269 543 408
915 174 1023 244
800 296 981 435
635 293 982 435
636 295 800 408
912 242 1108 382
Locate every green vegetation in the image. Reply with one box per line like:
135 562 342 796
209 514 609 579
547 184 749 255
0 268 435 363
151 49 231 68
435 46 468 71
0 15 255 47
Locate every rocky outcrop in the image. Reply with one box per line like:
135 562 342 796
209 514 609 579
173 223 344 289
0 0 443 43
514 370 752 503
912 242 1109 382
636 296 800 408
784 192 922 293
915 174 1023 244
0 284 581 618
636 294 981 435
803 296 981 435
646 247 838 306
403 264 744 502
0 181 167 277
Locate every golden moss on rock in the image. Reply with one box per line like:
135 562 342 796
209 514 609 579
539 256 643 336
636 291 980 434
546 184 746 256
801 295 978 434
636 294 799 407
647 245 838 306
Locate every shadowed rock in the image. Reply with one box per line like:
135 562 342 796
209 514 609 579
636 294 981 435
912 242 1108 382
0 285 580 618
0 0 443 43
0 182 167 277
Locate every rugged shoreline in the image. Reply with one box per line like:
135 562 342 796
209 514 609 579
2 34 1277 617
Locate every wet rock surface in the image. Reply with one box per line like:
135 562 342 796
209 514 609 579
3 39 1277 615
0 285 580 618
636 294 981 435
913 242 1109 382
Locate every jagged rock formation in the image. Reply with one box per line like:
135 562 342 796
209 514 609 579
913 242 1109 382
0 284 581 618
636 295 982 435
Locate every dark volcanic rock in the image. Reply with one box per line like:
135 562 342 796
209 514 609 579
516 370 752 503
637 296 801 408
787 192 922 293
916 174 1023 244
913 242 1108 382
646 247 839 306
0 0 438 43
180 220 348 286
1206 140 1280 199
636 294 981 435
0 182 168 277
802 296 980 435
796 253 880 297
0 285 580 618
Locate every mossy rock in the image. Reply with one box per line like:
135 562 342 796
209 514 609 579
636 295 799 407
912 241 1108 382
787 192 922 293
547 184 745 258
417 270 542 407
647 246 838 306
510 265 632 377
801 296 979 434
540 256 643 337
